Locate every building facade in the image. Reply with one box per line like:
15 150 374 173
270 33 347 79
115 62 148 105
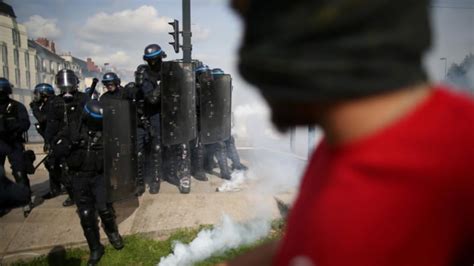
0 1 104 141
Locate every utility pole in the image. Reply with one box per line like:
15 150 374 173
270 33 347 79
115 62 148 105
182 0 192 63
440 57 447 80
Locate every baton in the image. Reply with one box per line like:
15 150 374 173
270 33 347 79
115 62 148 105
34 155 49 171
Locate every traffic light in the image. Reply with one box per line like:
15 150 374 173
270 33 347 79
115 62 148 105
169 19 180 53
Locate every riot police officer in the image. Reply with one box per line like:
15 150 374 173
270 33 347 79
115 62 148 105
55 100 123 266
30 83 62 199
191 62 211 181
143 44 195 193
210 68 247 171
196 68 234 180
131 44 167 195
0 78 32 215
99 72 126 101
45 69 89 207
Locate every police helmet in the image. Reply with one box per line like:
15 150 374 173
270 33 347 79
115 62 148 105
83 100 103 132
102 72 121 86
0 78 13 94
55 69 79 94
143 44 167 61
211 68 225 76
34 83 55 96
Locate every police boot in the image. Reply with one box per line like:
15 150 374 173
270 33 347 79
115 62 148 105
79 209 104 266
191 142 208 181
43 164 61 199
61 173 75 207
216 144 232 180
98 207 124 250
62 192 74 207
42 191 59 199
135 152 145 196
227 137 248 171
149 144 162 194
176 144 191 194
179 176 191 194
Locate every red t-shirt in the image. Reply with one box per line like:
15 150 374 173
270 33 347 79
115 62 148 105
275 87 474 266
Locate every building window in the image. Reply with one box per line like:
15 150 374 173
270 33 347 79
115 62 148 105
11 29 21 47
15 68 20 87
26 71 31 88
42 59 47 72
24 52 29 69
35 56 40 70
13 49 19 66
1 44 7 65
3 66 8 79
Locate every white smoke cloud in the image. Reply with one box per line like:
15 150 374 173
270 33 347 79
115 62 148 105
76 5 211 71
24 15 61 39
79 6 170 42
158 215 271 266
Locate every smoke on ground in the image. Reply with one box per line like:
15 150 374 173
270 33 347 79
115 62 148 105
216 170 249 192
158 215 271 266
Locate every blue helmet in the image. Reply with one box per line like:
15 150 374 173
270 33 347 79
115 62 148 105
0 78 13 94
196 65 210 74
211 68 225 76
143 44 167 61
102 72 120 86
83 100 103 131
34 83 55 96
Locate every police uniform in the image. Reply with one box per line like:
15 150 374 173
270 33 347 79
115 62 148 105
30 83 62 198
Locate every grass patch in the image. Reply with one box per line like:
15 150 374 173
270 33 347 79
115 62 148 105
13 220 284 266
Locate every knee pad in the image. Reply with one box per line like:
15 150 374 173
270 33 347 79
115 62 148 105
78 208 97 227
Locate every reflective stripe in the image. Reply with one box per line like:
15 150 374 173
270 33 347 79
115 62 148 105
84 104 103 119
144 49 162 58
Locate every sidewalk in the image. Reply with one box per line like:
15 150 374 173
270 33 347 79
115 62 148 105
0 147 301 264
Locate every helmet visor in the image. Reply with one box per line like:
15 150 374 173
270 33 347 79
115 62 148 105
56 71 78 90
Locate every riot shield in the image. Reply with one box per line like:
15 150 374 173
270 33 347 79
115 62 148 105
199 74 232 144
161 61 197 145
102 98 138 201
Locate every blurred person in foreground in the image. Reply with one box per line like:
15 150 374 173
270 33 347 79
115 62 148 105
222 0 474 265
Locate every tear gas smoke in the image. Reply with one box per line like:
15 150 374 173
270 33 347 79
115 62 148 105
158 215 271 266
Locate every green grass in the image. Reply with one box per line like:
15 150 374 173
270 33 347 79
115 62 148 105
13 220 284 266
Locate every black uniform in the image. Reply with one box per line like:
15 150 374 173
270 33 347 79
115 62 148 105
225 135 247 171
30 94 62 197
191 64 210 181
133 64 163 194
0 97 32 191
46 91 89 205
100 87 126 101
60 100 123 266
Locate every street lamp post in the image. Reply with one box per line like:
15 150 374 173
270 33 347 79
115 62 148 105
440 57 447 80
